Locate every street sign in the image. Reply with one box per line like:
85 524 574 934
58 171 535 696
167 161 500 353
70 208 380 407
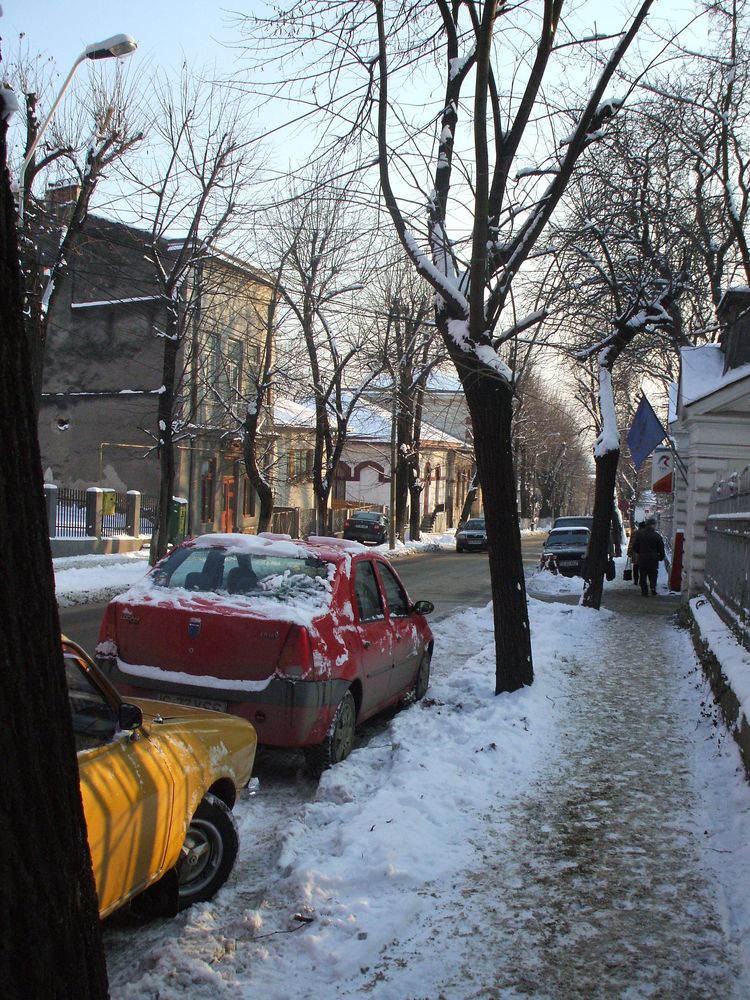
652 447 673 493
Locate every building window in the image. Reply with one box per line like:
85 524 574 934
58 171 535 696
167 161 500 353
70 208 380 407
288 448 314 481
333 462 349 501
227 338 243 402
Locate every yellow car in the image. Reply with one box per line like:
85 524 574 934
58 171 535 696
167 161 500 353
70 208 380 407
64 637 257 919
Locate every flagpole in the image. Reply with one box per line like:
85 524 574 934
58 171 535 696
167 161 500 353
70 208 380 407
665 438 689 485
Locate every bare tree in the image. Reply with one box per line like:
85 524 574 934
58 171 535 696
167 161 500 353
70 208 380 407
513 370 590 526
643 0 750 301
365 257 445 541
373 0 653 689
0 71 108 1000
548 132 689 607
263 172 383 534
121 69 258 560
9 44 142 409
241 272 283 534
242 0 655 691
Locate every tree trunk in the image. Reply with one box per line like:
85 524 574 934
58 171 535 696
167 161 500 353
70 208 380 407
243 411 274 533
0 113 109 1000
394 448 411 541
458 473 479 526
394 394 413 541
154 319 179 563
462 373 533 693
408 478 423 541
581 449 619 609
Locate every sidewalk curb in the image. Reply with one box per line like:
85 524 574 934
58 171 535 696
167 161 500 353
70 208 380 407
684 602 750 783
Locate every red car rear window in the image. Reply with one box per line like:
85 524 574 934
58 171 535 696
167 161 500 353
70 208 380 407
152 546 334 610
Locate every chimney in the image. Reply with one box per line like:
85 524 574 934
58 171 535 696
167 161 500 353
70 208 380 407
717 286 750 374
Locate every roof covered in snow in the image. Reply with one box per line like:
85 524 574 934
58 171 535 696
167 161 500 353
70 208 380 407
274 396 466 447
679 343 750 408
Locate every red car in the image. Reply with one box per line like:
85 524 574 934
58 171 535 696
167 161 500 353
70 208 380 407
97 533 434 772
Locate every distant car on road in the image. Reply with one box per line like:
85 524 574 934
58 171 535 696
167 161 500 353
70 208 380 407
342 510 388 546
552 515 593 531
97 533 434 773
455 517 488 553
66 636 256 918
540 526 590 577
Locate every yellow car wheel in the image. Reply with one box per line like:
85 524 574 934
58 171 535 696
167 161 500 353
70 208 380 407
176 793 239 910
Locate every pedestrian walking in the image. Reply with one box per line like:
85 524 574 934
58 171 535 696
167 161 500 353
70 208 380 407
627 522 646 586
632 518 665 596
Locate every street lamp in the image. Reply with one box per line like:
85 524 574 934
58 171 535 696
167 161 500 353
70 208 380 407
17 34 137 220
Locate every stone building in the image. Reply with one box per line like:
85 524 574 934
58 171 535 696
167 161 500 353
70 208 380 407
38 214 271 536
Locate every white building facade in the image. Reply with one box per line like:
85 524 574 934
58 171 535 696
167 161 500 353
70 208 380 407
669 288 750 598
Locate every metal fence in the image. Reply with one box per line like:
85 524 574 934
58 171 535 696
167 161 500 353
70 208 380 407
55 488 88 537
704 465 750 652
139 495 158 537
47 486 161 540
101 491 129 537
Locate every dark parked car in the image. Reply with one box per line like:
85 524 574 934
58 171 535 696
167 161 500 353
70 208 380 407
552 516 593 531
343 510 388 545
455 518 487 553
540 526 590 577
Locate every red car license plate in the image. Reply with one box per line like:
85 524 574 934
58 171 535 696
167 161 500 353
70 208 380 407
150 691 228 713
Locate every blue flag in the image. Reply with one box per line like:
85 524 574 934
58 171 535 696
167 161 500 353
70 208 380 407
627 396 666 469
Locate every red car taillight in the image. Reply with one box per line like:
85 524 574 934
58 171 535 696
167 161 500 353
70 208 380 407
344 519 351 528
98 603 117 643
276 625 314 679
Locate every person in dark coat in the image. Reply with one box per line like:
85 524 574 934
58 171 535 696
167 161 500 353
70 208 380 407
632 518 665 596
627 521 646 586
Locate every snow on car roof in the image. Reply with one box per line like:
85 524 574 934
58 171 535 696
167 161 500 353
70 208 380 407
306 535 366 553
190 532 313 559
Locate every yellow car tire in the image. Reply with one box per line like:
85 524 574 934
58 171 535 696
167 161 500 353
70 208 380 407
176 793 239 910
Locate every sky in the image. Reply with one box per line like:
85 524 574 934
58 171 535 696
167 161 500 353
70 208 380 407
5 0 700 78
3 1 252 79
54 540 750 999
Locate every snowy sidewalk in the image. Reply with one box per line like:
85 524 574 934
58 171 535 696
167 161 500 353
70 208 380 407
445 593 743 998
103 573 750 1000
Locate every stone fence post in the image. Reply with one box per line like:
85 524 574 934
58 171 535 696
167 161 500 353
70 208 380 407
44 484 58 538
126 490 141 537
85 487 104 538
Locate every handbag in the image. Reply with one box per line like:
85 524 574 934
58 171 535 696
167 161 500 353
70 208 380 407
623 558 632 581
606 558 616 581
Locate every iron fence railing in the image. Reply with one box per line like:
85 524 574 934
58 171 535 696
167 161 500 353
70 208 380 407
55 487 89 537
139 495 158 537
704 465 750 652
101 491 129 537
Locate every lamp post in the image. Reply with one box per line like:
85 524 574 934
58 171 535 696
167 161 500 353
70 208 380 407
17 33 137 220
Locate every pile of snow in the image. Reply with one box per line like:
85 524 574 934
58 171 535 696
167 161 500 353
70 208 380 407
691 595 750 729
54 551 150 606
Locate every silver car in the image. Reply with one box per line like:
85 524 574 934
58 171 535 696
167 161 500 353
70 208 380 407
455 517 487 553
